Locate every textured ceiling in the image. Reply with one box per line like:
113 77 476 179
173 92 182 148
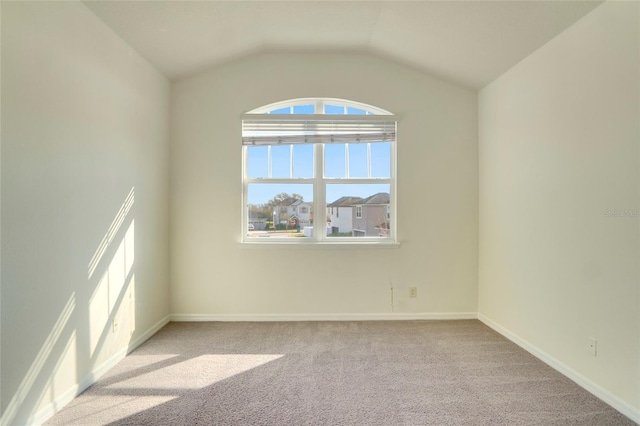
84 1 604 89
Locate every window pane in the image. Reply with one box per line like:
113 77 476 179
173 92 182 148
348 144 368 178
324 144 346 178
293 145 314 178
293 104 314 114
346 107 366 115
269 107 291 114
247 146 268 178
247 184 313 239
271 145 291 178
324 104 345 114
370 142 391 178
326 184 391 238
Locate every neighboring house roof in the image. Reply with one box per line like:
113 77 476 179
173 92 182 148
291 199 311 207
277 197 302 207
353 192 390 205
327 196 364 208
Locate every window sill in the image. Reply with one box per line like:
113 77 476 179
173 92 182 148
239 240 401 249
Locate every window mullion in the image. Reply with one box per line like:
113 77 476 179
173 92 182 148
318 178 390 185
290 144 294 178
314 143 324 241
345 143 349 178
246 178 315 184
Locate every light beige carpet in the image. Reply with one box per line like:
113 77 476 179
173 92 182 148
46 320 633 425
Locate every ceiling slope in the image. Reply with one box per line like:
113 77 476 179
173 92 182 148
84 1 604 89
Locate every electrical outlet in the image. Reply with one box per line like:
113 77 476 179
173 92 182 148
587 337 597 357
409 287 418 298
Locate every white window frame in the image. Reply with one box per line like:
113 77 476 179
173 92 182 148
356 205 362 219
242 98 397 246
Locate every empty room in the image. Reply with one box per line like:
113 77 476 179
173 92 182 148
1 1 638 425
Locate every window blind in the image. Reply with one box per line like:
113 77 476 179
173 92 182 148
242 116 396 146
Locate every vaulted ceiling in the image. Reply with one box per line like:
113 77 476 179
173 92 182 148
84 1 603 89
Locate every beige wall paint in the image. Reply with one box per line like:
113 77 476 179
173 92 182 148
1 2 170 424
479 0 639 413
170 53 478 316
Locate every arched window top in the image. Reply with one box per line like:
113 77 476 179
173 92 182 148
246 98 393 116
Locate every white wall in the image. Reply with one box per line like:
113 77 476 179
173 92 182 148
1 2 170 424
171 53 478 317
479 0 639 417
331 207 354 234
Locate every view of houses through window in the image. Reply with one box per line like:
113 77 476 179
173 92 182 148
243 99 395 241
246 186 391 239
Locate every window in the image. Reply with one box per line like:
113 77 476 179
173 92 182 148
242 98 396 243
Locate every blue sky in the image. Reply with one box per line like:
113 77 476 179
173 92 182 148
270 104 368 115
247 143 390 180
247 143 390 205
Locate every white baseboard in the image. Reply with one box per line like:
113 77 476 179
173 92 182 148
478 314 640 424
23 315 171 426
170 312 478 322
127 314 172 354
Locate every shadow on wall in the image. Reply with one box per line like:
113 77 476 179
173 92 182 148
1 188 137 426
